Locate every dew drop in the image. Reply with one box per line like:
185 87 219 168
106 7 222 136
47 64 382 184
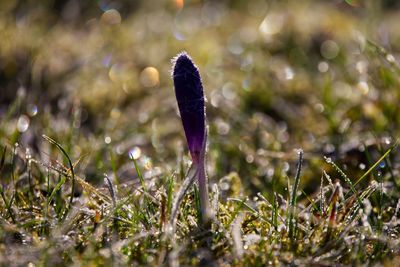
383 137 391 145
129 147 141 160
25 148 32 160
386 54 395 63
284 66 294 80
17 115 30 132
27 104 38 116
324 156 332 163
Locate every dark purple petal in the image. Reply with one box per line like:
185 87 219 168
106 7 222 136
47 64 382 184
172 52 206 164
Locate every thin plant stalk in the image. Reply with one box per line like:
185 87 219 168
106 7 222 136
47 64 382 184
172 52 211 224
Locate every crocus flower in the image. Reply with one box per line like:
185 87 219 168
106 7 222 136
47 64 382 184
172 52 211 222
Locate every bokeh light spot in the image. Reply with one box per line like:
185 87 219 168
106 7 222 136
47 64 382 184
140 67 160 88
321 40 339 60
318 61 329 73
174 0 184 10
101 9 121 25
259 13 284 41
109 63 133 83
357 81 369 95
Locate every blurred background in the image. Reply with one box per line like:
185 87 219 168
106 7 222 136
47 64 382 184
1 0 400 196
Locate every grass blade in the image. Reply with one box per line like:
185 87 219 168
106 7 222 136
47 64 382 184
289 149 303 240
42 135 75 217
353 140 398 187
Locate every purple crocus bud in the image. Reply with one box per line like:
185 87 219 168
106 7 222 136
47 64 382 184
172 52 206 165
172 52 211 223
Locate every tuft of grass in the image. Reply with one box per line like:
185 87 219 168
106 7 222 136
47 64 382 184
0 139 399 265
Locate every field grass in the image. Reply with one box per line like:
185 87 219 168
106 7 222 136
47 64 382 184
1 0 400 266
